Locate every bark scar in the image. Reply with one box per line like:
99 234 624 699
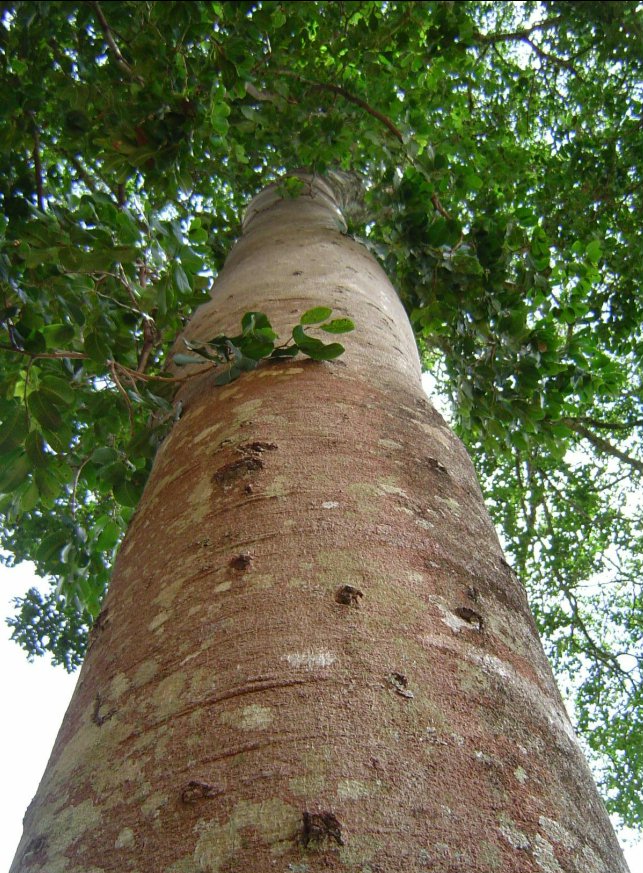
301 810 344 847
92 692 116 726
181 779 223 803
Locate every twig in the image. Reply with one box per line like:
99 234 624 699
108 358 135 433
113 360 207 384
91 1 144 84
311 80 404 142
431 193 451 220
28 112 45 211
64 152 98 192
70 456 91 518
0 344 90 361
277 70 404 142
522 37 581 78
136 318 159 373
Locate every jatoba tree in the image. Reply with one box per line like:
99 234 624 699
0 0 642 850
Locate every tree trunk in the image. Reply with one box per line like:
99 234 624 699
11 175 628 873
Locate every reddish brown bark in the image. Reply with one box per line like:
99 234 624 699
11 176 628 872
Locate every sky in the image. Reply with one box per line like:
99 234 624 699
1 560 641 872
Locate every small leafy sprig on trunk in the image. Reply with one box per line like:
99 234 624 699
174 307 354 385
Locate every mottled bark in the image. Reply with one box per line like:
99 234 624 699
11 176 628 872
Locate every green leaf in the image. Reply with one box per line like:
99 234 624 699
174 353 208 366
269 346 300 359
91 447 119 466
28 391 63 432
42 323 75 346
300 306 333 325
214 365 242 385
40 375 75 406
84 331 111 364
173 263 191 295
586 240 602 264
0 404 28 453
25 430 46 466
320 318 355 334
35 530 69 565
0 450 31 492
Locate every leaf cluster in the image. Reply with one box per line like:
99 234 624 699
174 307 353 384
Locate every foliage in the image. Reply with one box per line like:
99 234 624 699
174 307 354 384
0 0 642 827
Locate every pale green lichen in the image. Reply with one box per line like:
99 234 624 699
514 766 529 784
109 672 131 700
378 438 403 450
132 658 159 687
264 475 290 498
337 779 374 800
337 832 384 867
532 834 565 873
194 798 299 871
153 576 184 609
141 791 168 822
289 773 327 796
114 827 135 849
150 672 187 718
221 704 274 731
148 609 170 632
498 814 531 850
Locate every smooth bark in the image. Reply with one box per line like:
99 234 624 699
11 176 628 872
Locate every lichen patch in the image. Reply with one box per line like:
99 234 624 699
194 799 299 871
285 651 336 669
337 779 373 800
114 827 135 849
222 704 274 731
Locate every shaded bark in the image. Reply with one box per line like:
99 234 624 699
11 176 628 872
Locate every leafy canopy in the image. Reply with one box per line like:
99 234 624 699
1 0 642 828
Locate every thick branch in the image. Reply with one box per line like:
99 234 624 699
310 80 404 142
91 2 144 84
566 421 643 475
561 415 643 432
474 16 564 45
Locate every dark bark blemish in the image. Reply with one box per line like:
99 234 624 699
230 553 253 573
21 835 47 866
180 780 223 803
293 270 303 275
301 810 344 848
335 585 363 606
388 672 414 699
455 606 484 631
87 606 109 649
427 457 448 473
213 456 264 488
92 692 116 726
239 441 278 454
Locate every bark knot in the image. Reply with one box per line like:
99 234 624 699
301 810 344 848
181 780 223 803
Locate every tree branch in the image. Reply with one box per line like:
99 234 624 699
561 415 643 432
566 421 643 475
275 70 404 142
474 16 564 45
522 37 581 77
91 1 144 84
